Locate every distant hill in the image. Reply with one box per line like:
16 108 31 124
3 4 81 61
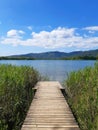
8 49 98 59
11 51 67 59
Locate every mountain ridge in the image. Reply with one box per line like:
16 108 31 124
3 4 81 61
8 49 98 59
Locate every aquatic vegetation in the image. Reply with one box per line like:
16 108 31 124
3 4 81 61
65 62 98 130
0 64 39 130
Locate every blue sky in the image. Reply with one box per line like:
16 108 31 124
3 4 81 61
0 0 98 56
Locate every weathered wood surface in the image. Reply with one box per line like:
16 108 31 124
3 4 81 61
21 81 80 130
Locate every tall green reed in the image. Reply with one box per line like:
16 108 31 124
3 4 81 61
0 64 39 130
64 62 98 130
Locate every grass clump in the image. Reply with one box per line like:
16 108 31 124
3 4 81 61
0 64 39 130
64 62 98 130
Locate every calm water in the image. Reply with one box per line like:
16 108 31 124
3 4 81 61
0 60 96 82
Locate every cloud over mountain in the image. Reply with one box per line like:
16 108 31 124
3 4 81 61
1 26 98 50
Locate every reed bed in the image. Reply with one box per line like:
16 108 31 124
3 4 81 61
64 62 98 130
0 64 39 130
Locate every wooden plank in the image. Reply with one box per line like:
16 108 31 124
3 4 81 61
21 81 80 130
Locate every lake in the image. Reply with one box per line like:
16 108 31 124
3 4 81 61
0 60 96 82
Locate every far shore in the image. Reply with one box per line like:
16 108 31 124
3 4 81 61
0 56 98 60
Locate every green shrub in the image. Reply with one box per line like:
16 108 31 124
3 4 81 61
0 64 39 130
64 62 98 130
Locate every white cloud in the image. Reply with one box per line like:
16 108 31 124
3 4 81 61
88 30 95 34
1 27 98 51
27 26 33 30
7 29 25 38
83 26 98 31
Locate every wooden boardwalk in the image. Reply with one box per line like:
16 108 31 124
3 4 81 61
21 81 80 130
